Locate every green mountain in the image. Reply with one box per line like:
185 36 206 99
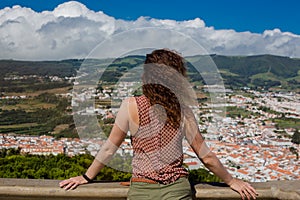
1 54 300 91
211 54 300 89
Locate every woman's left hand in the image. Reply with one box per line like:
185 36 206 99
59 175 88 190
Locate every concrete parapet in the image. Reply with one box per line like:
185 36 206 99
0 178 299 200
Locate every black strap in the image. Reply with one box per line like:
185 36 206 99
82 174 93 183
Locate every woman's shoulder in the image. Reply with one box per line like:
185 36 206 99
121 96 138 109
123 96 137 104
127 95 148 102
122 95 149 110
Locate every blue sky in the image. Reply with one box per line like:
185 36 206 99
0 0 299 34
1 0 300 60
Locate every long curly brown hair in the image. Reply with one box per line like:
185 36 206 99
142 49 187 128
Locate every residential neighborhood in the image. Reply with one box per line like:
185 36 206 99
1 83 299 182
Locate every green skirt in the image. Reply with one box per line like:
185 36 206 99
127 177 193 200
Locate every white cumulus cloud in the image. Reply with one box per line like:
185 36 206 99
0 1 299 60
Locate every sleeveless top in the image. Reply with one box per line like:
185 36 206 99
131 95 188 184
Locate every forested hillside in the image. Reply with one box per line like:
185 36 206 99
0 148 220 183
1 54 300 91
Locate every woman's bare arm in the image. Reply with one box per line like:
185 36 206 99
59 99 129 190
183 109 258 200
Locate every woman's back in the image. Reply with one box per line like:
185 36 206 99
130 95 188 184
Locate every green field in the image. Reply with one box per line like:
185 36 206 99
2 100 56 111
0 123 38 129
273 117 300 130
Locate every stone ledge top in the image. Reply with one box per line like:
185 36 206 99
0 178 299 200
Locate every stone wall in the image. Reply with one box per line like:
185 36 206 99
0 178 299 200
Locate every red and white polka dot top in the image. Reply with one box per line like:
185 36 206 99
131 95 188 184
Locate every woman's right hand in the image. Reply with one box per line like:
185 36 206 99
228 178 258 200
59 175 88 190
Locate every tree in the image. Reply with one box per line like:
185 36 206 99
188 168 221 183
289 147 299 160
291 129 300 145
